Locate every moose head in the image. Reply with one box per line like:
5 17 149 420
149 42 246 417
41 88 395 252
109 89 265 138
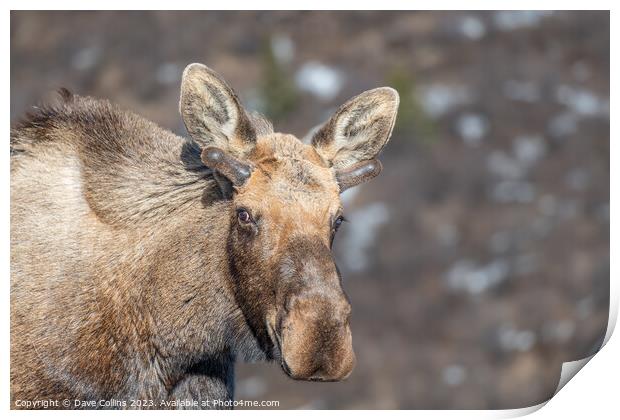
180 63 399 381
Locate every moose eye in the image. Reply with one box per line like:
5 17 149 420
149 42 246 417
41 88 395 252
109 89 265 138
333 216 345 232
237 208 252 224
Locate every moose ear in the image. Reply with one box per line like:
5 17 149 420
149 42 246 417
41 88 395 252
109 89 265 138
180 63 257 155
311 87 399 170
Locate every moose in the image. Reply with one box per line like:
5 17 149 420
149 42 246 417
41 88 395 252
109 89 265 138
10 63 399 409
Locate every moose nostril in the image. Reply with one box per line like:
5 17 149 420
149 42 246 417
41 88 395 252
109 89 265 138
281 360 293 376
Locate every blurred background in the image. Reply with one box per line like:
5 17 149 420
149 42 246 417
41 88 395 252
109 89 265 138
10 11 609 409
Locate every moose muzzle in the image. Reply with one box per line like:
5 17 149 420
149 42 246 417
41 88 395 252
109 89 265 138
279 296 355 381
275 239 355 381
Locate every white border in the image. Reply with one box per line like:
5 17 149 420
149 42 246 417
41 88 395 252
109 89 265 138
3 2 616 419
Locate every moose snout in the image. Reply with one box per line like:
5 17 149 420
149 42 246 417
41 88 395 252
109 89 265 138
278 293 355 382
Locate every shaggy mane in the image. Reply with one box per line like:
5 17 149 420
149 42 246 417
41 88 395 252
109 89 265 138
11 90 219 227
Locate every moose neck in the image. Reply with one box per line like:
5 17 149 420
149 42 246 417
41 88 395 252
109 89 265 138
66 102 268 390
95 198 266 395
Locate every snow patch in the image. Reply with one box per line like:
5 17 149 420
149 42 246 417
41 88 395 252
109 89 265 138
295 62 343 101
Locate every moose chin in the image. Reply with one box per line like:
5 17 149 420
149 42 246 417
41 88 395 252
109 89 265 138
10 63 399 408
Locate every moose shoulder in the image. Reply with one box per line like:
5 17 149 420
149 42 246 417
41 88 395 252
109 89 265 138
10 64 399 409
